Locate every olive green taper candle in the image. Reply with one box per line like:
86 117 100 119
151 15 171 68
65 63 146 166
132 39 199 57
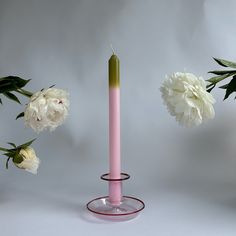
109 54 120 88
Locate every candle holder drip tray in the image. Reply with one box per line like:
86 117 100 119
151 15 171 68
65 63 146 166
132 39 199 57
86 173 145 221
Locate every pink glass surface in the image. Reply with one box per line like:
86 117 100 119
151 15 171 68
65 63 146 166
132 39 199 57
86 196 145 221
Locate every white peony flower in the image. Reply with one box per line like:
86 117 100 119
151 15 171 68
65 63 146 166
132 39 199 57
14 146 40 174
24 88 69 132
160 72 215 127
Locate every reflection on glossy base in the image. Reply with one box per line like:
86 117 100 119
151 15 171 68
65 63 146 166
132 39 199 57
87 196 145 221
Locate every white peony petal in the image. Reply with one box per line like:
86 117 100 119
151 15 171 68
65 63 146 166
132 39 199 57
24 88 69 132
160 72 215 127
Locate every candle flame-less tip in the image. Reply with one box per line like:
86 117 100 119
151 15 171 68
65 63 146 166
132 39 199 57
110 44 115 55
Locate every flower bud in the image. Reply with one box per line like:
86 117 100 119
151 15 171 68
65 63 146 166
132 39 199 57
13 146 40 174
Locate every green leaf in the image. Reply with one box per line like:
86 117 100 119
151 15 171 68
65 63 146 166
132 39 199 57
213 58 236 68
7 142 16 148
219 83 229 89
224 76 236 100
6 157 11 169
0 82 17 93
207 84 216 93
0 147 9 152
208 70 236 75
3 92 21 104
3 152 14 158
0 77 31 93
207 73 234 84
16 112 24 120
17 138 36 149
0 76 31 88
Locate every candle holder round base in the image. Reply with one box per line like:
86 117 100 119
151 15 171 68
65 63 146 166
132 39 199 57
86 173 145 221
87 196 144 221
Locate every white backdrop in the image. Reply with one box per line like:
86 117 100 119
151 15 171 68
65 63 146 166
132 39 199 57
1 0 236 235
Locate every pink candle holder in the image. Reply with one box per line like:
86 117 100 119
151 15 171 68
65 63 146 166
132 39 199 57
86 172 145 221
86 53 144 221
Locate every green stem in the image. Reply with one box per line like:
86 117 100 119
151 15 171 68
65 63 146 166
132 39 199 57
16 88 33 98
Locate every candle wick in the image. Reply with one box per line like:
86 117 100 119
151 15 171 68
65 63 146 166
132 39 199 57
110 44 115 55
